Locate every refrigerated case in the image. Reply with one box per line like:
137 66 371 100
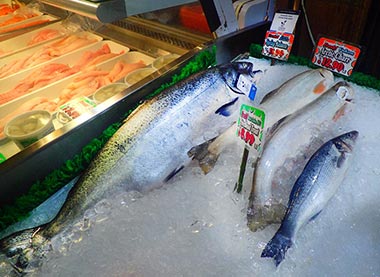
0 0 270 204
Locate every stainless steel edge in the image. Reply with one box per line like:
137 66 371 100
39 0 198 23
40 0 127 23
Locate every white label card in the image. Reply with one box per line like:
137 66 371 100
270 10 300 33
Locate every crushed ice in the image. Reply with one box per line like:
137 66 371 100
21 59 380 276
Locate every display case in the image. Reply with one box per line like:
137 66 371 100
0 0 269 204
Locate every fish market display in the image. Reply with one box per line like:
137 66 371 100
0 17 51 34
1 56 379 276
0 59 146 139
199 68 334 169
57 60 146 105
0 97 56 138
0 44 125 106
0 3 21 16
0 63 77 105
261 130 359 266
0 60 260 270
26 29 62 46
0 33 98 79
0 10 38 28
247 81 355 232
0 28 63 57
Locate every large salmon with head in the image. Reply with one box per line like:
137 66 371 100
261 130 359 266
247 81 355 232
0 60 260 271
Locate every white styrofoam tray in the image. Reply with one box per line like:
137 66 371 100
0 31 103 80
0 51 154 117
0 14 57 34
0 21 68 58
0 40 130 94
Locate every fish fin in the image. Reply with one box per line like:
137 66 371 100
247 202 286 232
337 152 346 168
261 231 292 267
188 137 219 174
309 210 322 222
215 97 239 117
164 165 185 182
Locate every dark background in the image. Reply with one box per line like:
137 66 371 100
276 0 379 78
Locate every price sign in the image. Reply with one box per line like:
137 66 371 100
236 104 265 153
270 10 300 33
262 31 294 61
312 37 361 76
57 96 97 124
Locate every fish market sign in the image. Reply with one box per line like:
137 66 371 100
237 104 265 153
262 31 294 61
262 10 299 61
312 37 361 76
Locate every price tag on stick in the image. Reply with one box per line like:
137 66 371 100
312 37 361 76
234 104 265 193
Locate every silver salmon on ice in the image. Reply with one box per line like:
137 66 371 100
201 68 335 164
259 68 334 130
261 130 359 266
247 81 355 232
0 60 260 270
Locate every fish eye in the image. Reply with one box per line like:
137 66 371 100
334 141 344 151
336 86 351 100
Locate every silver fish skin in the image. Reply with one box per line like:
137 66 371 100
0 61 260 270
197 68 335 166
40 61 260 238
259 68 334 130
261 130 359 267
247 81 355 232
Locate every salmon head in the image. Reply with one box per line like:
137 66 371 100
219 61 262 97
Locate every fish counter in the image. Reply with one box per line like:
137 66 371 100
0 55 379 276
0 2 216 186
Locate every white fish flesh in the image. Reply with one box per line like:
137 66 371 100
247 81 355 231
261 130 359 266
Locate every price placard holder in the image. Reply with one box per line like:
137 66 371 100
312 36 361 76
261 10 300 62
234 104 265 193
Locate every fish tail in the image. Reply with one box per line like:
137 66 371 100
247 202 286 232
261 231 292 266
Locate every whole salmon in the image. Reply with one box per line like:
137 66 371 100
261 130 359 266
248 81 355 232
198 68 335 168
1 60 261 271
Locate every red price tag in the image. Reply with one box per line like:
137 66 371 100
312 37 361 76
262 31 294 61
